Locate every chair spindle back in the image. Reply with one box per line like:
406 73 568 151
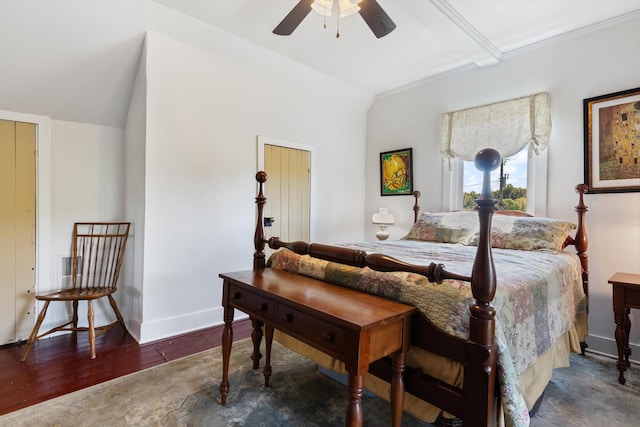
72 222 130 291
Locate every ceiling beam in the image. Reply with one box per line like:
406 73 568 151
429 0 503 66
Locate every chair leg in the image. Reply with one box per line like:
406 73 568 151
87 300 96 359
72 300 79 329
107 294 126 331
21 301 50 362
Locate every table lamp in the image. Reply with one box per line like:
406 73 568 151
372 208 395 240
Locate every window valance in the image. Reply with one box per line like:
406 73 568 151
441 92 551 162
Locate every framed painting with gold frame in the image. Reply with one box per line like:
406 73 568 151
583 87 640 193
380 148 413 196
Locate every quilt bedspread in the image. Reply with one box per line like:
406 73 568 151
267 240 587 427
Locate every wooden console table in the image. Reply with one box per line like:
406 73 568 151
609 272 640 385
218 269 416 427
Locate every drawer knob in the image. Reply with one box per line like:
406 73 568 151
231 291 241 300
282 313 293 322
257 303 268 311
323 332 334 343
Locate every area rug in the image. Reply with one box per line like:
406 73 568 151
1 339 638 426
530 350 640 427
0 339 428 426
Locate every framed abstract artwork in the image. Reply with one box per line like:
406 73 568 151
583 87 640 193
380 148 413 196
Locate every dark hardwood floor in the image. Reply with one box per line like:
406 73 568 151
0 319 251 416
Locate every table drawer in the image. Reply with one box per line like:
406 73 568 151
276 304 347 359
228 284 274 321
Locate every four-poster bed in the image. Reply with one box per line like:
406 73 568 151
219 148 589 427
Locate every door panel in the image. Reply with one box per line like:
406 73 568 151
264 145 310 250
0 120 36 344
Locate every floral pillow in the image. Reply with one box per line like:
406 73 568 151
464 215 576 252
403 211 478 243
404 210 576 252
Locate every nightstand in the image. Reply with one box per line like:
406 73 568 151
609 272 640 385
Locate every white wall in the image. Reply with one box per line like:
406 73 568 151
366 15 640 359
45 120 125 329
122 37 148 340
131 30 371 343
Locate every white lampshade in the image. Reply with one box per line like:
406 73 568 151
311 0 334 16
372 208 395 225
312 0 361 17
372 208 394 241
338 0 360 17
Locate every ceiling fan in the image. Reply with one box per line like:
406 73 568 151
273 0 396 39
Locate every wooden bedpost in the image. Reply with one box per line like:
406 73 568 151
464 148 500 426
251 171 269 369
469 148 500 344
412 190 421 223
574 183 589 355
254 171 268 270
574 184 589 296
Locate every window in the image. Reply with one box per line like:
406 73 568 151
463 146 528 211
443 146 548 215
440 92 551 216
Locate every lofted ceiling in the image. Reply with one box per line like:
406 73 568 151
155 0 640 94
0 0 639 128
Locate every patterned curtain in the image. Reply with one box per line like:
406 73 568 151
441 92 551 164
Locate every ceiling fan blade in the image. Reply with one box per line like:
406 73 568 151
273 0 314 35
359 0 396 38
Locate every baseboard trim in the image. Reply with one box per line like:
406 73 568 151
131 307 249 344
585 333 640 364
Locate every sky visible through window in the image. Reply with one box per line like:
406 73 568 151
463 148 528 193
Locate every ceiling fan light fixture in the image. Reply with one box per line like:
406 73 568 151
311 0 334 16
274 0 395 39
338 0 360 17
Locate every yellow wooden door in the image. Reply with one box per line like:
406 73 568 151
264 145 310 248
0 120 36 344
